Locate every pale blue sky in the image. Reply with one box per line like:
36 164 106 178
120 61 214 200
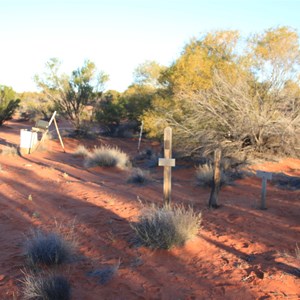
0 0 299 92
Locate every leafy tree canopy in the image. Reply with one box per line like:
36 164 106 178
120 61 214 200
35 58 109 130
0 85 20 125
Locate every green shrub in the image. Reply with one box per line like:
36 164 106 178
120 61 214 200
0 85 20 125
24 230 74 267
131 205 201 249
84 146 130 169
22 272 71 300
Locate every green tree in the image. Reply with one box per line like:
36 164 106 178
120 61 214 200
94 90 124 132
249 26 300 89
35 58 109 130
0 85 20 125
120 84 155 123
143 28 300 159
160 30 241 94
133 60 166 88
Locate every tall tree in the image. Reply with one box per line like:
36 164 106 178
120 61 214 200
133 60 166 88
35 58 109 130
142 28 300 159
249 26 300 89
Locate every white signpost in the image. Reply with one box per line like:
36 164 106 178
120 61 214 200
158 127 175 205
256 170 272 210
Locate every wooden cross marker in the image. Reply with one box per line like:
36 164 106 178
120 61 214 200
256 170 272 210
158 127 175 205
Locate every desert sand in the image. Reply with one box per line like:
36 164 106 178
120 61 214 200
0 119 299 300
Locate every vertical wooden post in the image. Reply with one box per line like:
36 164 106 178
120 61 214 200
137 121 144 152
208 149 222 208
158 127 175 205
256 171 272 210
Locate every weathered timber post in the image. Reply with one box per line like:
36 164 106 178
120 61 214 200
208 149 222 208
256 170 272 210
53 117 66 152
158 127 176 205
137 121 144 152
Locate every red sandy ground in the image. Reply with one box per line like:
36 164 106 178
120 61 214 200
0 119 299 300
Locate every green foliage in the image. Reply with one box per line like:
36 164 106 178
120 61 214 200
0 85 20 125
94 90 124 131
160 31 240 94
142 27 300 159
142 93 173 139
35 58 109 130
18 91 55 121
120 84 154 123
133 60 166 88
131 205 201 249
249 26 300 86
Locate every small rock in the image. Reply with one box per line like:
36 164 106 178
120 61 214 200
0 274 6 281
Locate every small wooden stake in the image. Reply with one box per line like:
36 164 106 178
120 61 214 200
53 117 65 152
158 127 175 205
256 170 272 210
137 121 144 152
34 111 65 153
208 149 222 208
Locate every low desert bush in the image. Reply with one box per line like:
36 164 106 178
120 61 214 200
131 205 201 249
135 149 159 168
73 145 90 157
84 146 130 169
22 271 71 300
24 230 75 267
87 260 120 285
127 168 150 185
0 145 18 156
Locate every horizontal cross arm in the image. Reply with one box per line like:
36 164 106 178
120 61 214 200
158 158 176 167
256 170 272 180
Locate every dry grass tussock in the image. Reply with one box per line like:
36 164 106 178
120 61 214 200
21 271 71 300
195 163 230 187
0 145 18 156
73 144 90 157
84 145 130 169
24 224 77 268
131 204 201 250
127 167 150 184
87 259 121 285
